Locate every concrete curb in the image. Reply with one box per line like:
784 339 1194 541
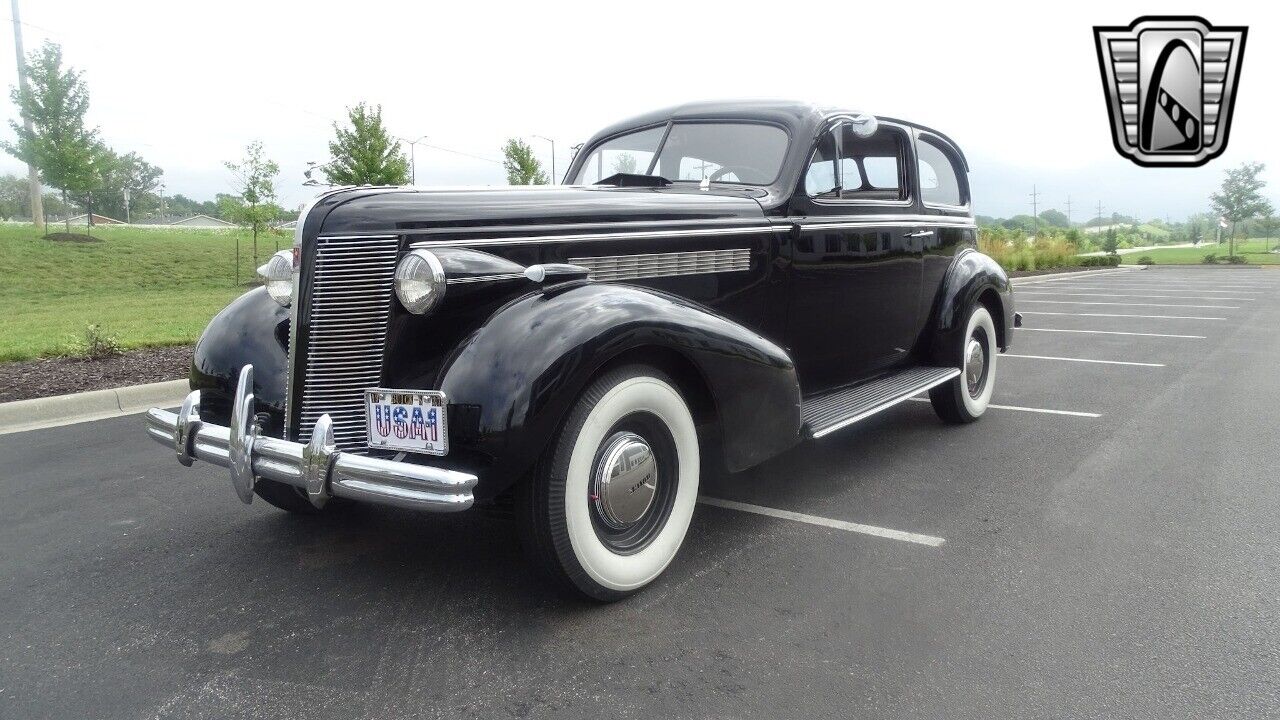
0 379 188 436
1011 267 1144 285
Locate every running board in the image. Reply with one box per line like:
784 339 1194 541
801 366 961 438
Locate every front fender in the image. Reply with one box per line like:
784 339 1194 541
927 249 1014 362
189 287 291 436
439 283 801 497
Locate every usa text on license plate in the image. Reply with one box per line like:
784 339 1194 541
365 389 448 456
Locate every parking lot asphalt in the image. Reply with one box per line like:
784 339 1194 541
2 267 1277 719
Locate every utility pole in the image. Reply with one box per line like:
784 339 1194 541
1096 200 1104 227
400 136 427 185
10 0 43 231
1065 196 1073 226
533 135 556 184
1029 184 1042 235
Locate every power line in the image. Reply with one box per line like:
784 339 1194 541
421 143 502 165
1065 196 1073 226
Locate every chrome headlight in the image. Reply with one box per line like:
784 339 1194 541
257 249 294 307
394 249 446 314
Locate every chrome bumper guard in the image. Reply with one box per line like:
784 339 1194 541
144 365 477 512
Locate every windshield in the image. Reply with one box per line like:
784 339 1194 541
574 122 789 186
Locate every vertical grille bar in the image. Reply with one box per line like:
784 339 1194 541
296 235 400 452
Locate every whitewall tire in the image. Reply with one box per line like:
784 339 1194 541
519 365 700 601
930 304 997 424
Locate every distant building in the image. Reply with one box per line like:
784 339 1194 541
67 213 126 225
171 214 235 228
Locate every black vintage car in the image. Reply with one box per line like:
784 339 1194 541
146 100 1017 600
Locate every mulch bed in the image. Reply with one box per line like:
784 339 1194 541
1009 266 1120 278
0 345 193 403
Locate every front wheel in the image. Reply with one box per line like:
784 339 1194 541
930 303 997 424
518 366 700 601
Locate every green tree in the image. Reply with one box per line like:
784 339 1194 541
1038 209 1070 228
0 174 29 220
1255 214 1279 253
2 42 100 234
224 141 280 283
612 152 638 175
1210 162 1273 259
1102 227 1119 255
502 138 548 185
323 103 410 186
96 150 163 221
1001 214 1038 233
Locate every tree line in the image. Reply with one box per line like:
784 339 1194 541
976 162 1276 258
1 41 301 237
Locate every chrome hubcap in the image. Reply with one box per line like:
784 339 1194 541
965 338 986 398
592 432 658 529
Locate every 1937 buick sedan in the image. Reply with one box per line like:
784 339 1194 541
145 100 1018 600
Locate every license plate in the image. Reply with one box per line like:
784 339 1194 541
365 389 448 456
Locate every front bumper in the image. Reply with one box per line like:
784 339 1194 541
144 365 477 511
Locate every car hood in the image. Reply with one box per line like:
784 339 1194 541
312 185 768 238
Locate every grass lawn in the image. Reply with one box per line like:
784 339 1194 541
0 223 289 361
1113 238 1280 265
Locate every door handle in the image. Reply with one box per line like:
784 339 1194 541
906 230 935 238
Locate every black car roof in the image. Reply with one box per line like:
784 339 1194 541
578 99 969 171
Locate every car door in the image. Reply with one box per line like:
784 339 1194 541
784 120 924 394
913 130 974 328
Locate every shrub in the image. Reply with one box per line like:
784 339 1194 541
1079 255 1122 267
1137 256 1155 265
75 324 123 360
1202 254 1219 264
1226 254 1248 264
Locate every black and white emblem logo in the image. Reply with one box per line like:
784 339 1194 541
1094 16 1247 167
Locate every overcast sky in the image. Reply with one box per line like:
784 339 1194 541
1 0 1275 220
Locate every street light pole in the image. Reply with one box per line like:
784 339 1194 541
533 135 556 184
400 135 428 185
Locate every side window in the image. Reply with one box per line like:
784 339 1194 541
838 125 907 202
917 136 964 206
804 130 839 196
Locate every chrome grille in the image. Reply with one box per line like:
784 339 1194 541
296 235 400 452
568 248 750 282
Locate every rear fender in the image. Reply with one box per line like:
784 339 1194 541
925 249 1014 363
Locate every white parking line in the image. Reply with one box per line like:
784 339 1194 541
1013 270 1138 285
1058 282 1275 290
1039 281 1269 289
1019 300 1239 309
1017 291 1253 301
1019 327 1206 339
1003 353 1165 367
905 396 1101 418
1020 311 1225 320
699 497 946 547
